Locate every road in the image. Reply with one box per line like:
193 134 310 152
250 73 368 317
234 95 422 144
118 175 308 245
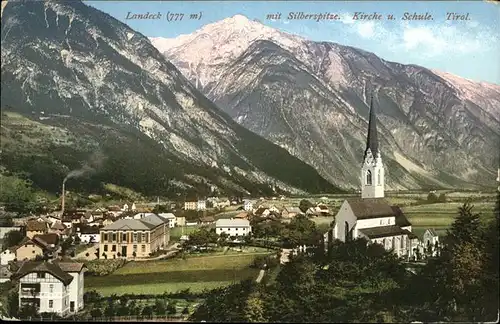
133 243 181 261
255 269 265 283
74 243 99 260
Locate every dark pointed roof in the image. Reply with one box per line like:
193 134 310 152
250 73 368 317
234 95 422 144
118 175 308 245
364 94 379 160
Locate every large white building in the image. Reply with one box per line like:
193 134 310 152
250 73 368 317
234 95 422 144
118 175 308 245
13 261 85 316
158 213 177 228
323 96 418 258
215 219 252 237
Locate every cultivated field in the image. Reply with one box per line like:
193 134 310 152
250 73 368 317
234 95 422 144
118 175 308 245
85 252 269 296
403 201 496 239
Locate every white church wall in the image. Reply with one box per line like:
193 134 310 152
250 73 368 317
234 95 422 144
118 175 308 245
334 201 357 242
356 216 395 229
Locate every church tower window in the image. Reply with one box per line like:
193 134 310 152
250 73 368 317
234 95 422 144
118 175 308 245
366 170 372 185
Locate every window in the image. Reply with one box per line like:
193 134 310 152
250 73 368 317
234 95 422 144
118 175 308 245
112 245 116 252
141 245 146 252
141 233 146 242
133 245 137 252
380 219 383 225
49 284 54 293
104 245 108 252
112 233 117 242
344 221 350 241
103 233 108 242
366 170 372 185
133 233 138 243
122 233 127 242
37 272 45 278
49 300 53 308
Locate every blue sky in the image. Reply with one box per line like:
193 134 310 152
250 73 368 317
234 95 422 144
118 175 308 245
86 1 500 84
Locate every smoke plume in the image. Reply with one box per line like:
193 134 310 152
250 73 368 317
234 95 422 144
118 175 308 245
63 150 106 183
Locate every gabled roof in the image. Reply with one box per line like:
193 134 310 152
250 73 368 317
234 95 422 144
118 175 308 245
142 213 168 226
50 221 66 230
391 206 412 227
425 228 438 237
254 207 268 215
158 213 176 219
216 219 250 228
12 261 74 285
235 213 248 219
14 237 48 251
101 219 156 231
26 220 48 232
346 198 396 220
55 262 85 273
359 225 408 239
33 233 59 245
199 216 215 223
286 207 303 214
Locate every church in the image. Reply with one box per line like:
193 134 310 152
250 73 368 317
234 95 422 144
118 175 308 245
323 96 419 259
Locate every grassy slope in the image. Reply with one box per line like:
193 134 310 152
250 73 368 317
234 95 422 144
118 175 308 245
0 111 341 197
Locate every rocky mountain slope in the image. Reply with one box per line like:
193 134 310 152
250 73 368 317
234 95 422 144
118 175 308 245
151 15 500 190
0 1 339 197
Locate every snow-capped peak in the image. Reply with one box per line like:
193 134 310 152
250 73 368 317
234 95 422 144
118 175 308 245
149 15 306 88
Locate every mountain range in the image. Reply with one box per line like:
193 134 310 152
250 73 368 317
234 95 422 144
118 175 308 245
150 15 500 190
0 1 339 198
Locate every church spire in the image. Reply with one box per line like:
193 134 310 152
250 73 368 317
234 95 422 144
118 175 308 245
364 94 379 160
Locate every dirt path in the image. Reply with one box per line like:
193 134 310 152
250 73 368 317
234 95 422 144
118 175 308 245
255 269 265 283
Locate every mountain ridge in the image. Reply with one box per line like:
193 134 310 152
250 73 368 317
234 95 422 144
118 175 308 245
0 1 340 197
150 14 500 190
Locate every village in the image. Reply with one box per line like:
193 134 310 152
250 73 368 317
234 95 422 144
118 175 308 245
1 99 495 321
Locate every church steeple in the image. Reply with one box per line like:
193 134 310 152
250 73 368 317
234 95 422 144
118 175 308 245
361 93 384 199
364 94 379 160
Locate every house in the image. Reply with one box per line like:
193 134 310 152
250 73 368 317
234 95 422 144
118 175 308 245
99 215 170 260
33 233 59 249
0 264 13 283
12 261 85 315
315 204 330 216
323 97 418 259
268 205 280 214
106 206 123 217
26 220 49 239
199 216 215 225
234 212 248 219
74 226 100 244
217 199 231 208
176 216 186 227
305 207 317 217
254 207 270 217
45 215 61 225
215 219 252 237
244 200 255 212
158 213 177 228
423 228 440 256
0 226 23 240
281 207 303 218
12 237 48 261
0 248 16 265
49 221 69 239
184 201 197 211
197 200 207 211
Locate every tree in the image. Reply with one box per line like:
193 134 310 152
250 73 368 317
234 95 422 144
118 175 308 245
0 175 36 213
6 290 19 318
132 251 137 259
90 307 102 318
299 199 313 213
182 306 190 315
167 301 177 315
427 192 438 203
141 306 153 317
154 299 166 315
2 230 23 250
438 193 447 203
